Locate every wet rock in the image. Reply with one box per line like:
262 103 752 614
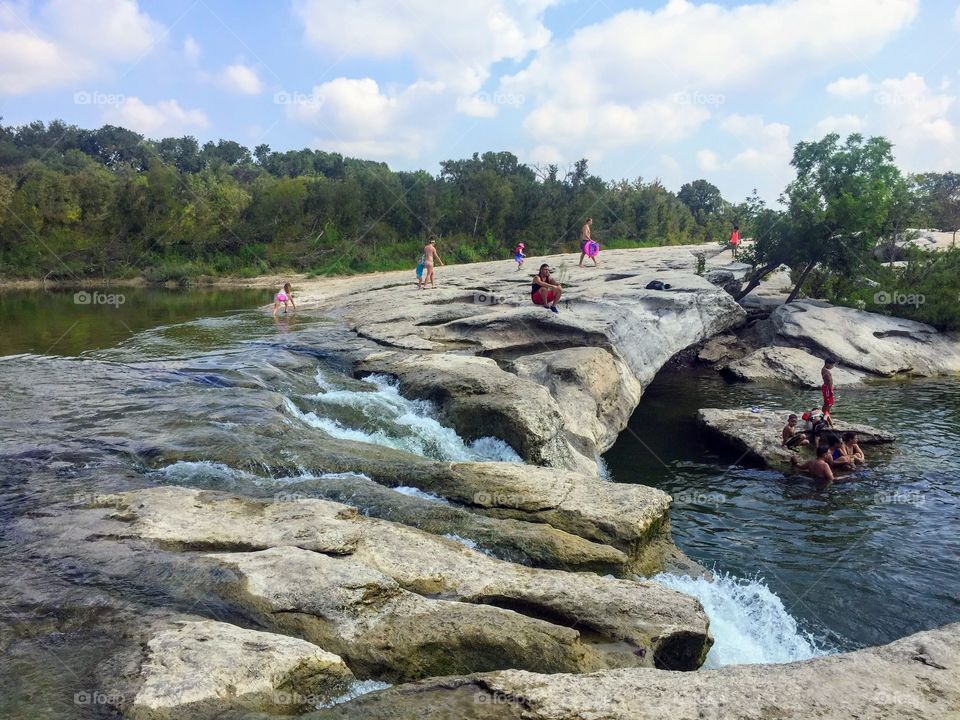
129 620 353 719
90 487 713 676
771 300 960 377
725 347 867 388
696 408 895 468
704 269 741 296
305 622 960 720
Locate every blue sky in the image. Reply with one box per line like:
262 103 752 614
1 0 957 203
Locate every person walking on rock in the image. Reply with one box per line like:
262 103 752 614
423 236 444 289
729 224 741 260
578 218 598 267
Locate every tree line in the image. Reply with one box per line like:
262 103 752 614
0 119 749 282
0 120 957 327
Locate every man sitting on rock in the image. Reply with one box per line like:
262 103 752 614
791 445 835 482
782 414 810 450
531 263 562 314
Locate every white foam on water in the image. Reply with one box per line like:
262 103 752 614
652 571 830 668
287 373 522 463
316 680 392 709
151 460 258 487
443 533 494 556
393 485 450 504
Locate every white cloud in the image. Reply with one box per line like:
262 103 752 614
42 0 163 60
286 77 445 159
294 0 557 94
456 94 498 118
721 114 792 171
504 0 916 158
955 4 960 30
0 0 164 95
815 114 865 136
696 149 719 172
183 35 200 64
106 97 209 136
220 63 262 95
870 73 958 168
826 74 873 99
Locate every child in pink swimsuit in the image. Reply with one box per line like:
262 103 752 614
273 282 296 316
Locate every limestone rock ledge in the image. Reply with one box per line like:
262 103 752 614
87 487 713 679
696 408 895 468
128 620 353 719
304 622 960 720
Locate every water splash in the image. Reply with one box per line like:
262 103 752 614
317 680 392 709
394 486 450 504
653 571 830 667
286 372 522 463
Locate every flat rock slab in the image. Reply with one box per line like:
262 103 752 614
772 300 960 377
305 622 960 720
130 620 353 719
697 408 895 468
725 346 868 388
90 487 712 677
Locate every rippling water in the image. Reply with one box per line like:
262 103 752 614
605 368 960 653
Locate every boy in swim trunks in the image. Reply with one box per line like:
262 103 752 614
782 413 810 449
423 236 444 289
272 282 296 317
821 358 836 413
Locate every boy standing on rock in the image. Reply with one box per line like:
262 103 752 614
821 358 836 413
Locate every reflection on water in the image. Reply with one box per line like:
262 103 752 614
0 287 271 356
605 368 960 651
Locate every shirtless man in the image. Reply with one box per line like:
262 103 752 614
578 218 597 267
423 236 444 289
791 446 835 482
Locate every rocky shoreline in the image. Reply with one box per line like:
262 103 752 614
7 245 960 718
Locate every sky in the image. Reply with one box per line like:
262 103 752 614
0 0 958 203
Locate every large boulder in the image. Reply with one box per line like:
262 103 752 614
725 347 867 388
91 487 713 675
305 622 960 720
696 408 895 468
771 301 960 377
129 620 354 719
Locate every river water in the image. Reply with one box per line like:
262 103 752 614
1 288 958 714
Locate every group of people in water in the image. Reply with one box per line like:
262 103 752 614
781 357 866 481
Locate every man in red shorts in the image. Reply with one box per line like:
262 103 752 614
531 263 562 314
